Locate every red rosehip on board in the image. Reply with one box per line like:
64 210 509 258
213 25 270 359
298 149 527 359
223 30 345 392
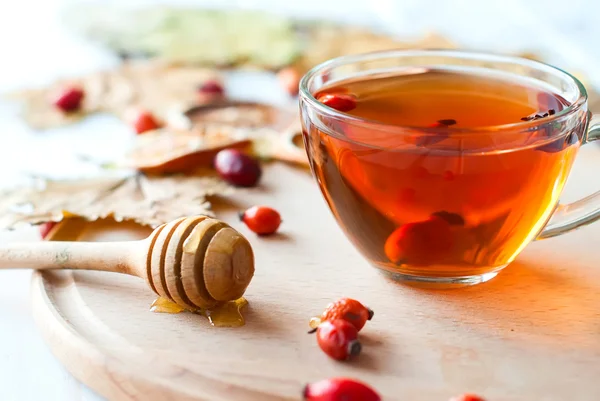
53 86 84 113
313 319 361 361
318 297 373 332
197 80 225 103
239 206 281 235
317 93 357 112
214 149 262 187
277 66 301 96
39 222 57 240
130 110 161 134
303 377 381 401
449 394 487 401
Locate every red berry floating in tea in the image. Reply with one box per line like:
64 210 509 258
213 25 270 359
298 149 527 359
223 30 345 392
312 319 362 361
214 149 262 187
384 214 455 265
239 206 281 235
53 86 84 113
303 377 381 401
317 93 357 112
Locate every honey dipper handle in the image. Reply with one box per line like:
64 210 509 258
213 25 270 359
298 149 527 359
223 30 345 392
0 240 145 276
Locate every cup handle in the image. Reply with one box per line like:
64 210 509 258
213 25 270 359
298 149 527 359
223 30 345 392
538 113 600 239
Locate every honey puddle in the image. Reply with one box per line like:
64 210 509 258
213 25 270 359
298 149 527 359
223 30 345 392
150 297 186 314
150 297 248 327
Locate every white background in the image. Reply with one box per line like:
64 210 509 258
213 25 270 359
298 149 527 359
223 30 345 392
0 0 598 400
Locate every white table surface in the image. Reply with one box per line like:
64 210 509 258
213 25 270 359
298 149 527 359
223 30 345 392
0 0 598 400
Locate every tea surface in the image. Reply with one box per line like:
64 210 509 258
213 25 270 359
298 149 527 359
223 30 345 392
327 68 569 128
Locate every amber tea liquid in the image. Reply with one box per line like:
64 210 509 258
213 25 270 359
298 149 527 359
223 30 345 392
305 68 583 279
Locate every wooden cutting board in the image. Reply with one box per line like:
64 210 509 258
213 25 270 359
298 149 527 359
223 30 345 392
31 146 600 401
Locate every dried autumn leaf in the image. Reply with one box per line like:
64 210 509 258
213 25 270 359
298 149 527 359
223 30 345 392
123 100 307 174
182 100 307 165
124 123 308 175
183 101 295 131
123 126 252 175
6 60 222 130
249 121 308 166
0 173 232 229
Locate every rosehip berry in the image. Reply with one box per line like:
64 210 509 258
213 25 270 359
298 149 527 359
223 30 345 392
429 119 457 128
313 319 361 361
277 66 301 96
317 93 357 112
53 86 84 112
197 80 225 103
303 377 381 401
443 170 455 181
214 149 262 187
130 110 161 134
239 206 281 235
384 215 454 265
319 298 373 331
449 394 487 401
39 222 57 240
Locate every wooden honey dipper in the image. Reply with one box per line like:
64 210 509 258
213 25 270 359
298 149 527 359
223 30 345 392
0 216 254 309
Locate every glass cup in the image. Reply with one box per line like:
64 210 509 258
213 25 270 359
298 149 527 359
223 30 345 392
299 49 600 285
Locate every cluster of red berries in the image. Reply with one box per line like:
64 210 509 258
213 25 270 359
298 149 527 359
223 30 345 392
310 298 373 361
212 148 281 236
303 297 485 401
302 299 378 400
52 79 226 135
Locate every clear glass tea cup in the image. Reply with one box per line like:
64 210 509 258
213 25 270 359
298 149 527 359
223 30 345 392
299 50 600 285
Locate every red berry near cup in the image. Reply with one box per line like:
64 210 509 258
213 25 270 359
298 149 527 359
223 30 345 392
214 149 262 187
239 206 281 235
277 66 301 96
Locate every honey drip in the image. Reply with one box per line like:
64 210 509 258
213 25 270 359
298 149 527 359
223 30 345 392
204 298 248 327
150 297 186 314
150 297 248 327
